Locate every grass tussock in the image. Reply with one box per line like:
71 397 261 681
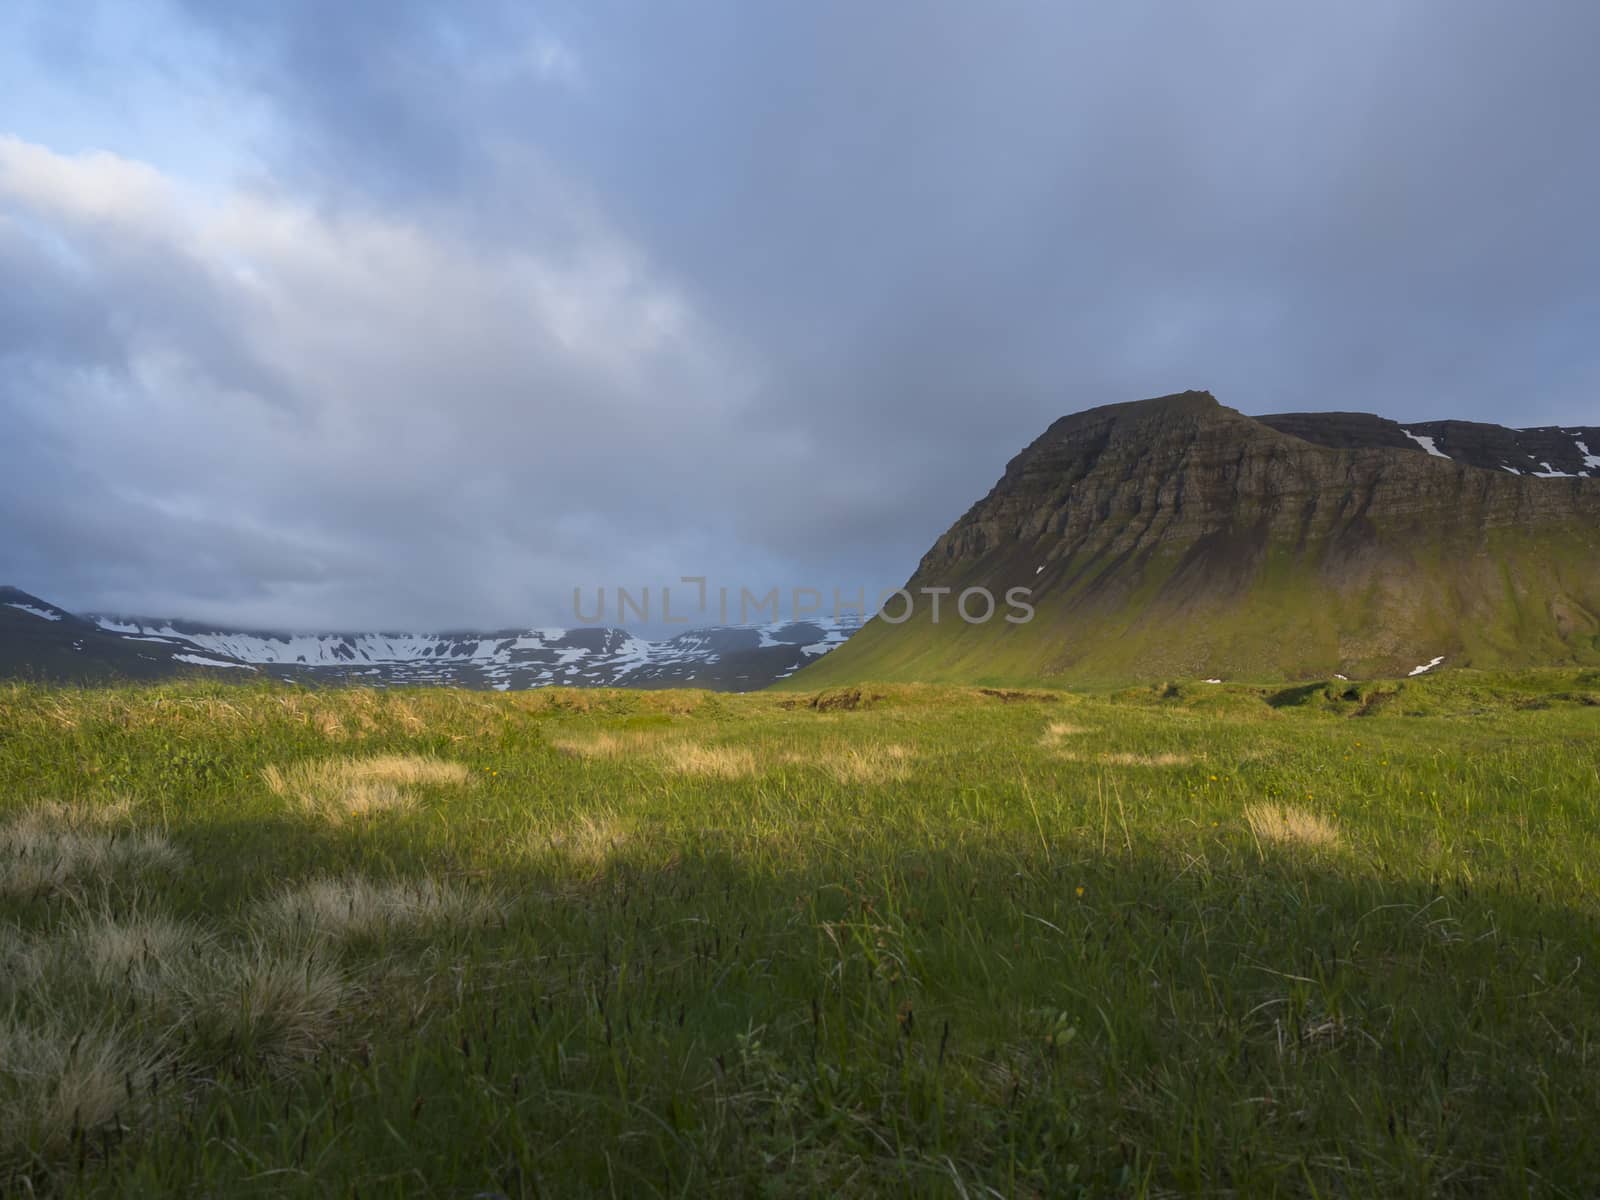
177 940 346 1063
260 875 502 940
0 812 179 898
73 909 212 985
0 1019 168 1160
262 754 471 822
0 923 42 992
1245 803 1341 850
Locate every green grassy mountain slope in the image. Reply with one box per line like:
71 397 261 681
794 391 1600 686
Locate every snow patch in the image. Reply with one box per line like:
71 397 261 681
1532 461 1575 479
1401 430 1450 459
1577 441 1600 469
5 602 62 621
173 653 255 671
1202 678 1222 684
1408 655 1445 677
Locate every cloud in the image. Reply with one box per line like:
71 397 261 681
0 135 781 627
3 1 1600 628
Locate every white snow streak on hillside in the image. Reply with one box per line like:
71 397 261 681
1401 431 1451 459
1408 655 1445 677
174 653 256 671
5 603 62 621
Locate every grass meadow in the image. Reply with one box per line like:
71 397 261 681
1 671 1598 1196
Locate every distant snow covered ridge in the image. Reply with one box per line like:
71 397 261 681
5 602 63 621
88 613 863 691
93 616 857 666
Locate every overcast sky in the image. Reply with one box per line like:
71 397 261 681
3 2 1597 630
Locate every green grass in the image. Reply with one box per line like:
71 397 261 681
1 673 1598 1196
794 526 1600 689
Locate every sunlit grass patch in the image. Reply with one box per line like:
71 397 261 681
259 874 502 941
657 741 759 779
546 729 664 760
1245 802 1340 850
785 742 918 784
515 810 633 876
262 754 471 822
1038 721 1092 746
1048 750 1196 767
551 731 760 778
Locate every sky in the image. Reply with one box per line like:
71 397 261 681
2 1 1597 631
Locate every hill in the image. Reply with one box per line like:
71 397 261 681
0 587 857 690
794 390 1600 686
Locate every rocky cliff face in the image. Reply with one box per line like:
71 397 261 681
1256 411 1600 477
798 391 1600 685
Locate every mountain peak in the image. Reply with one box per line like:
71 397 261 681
798 391 1600 686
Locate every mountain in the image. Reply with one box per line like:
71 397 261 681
792 391 1600 686
0 587 859 690
0 587 208 682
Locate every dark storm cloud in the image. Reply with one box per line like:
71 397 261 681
3 1 1598 627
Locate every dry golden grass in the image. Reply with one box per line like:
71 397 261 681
1047 750 1196 766
0 1019 168 1159
260 874 503 940
518 811 632 874
658 742 759 779
547 730 663 760
1103 752 1195 767
1245 803 1340 850
551 731 760 779
1038 721 1091 746
262 754 471 822
784 742 918 784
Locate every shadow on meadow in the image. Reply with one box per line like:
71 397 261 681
36 808 1599 1200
